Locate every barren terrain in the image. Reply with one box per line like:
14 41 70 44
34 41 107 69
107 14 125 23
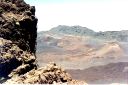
36 25 128 84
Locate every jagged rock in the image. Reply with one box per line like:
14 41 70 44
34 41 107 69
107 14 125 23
5 62 88 84
0 38 37 81
0 0 37 82
0 0 37 53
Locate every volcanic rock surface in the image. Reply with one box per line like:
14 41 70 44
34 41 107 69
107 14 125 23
5 62 87 84
0 0 38 53
0 0 87 84
0 0 38 82
0 38 37 84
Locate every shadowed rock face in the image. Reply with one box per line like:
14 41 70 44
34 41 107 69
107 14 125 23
0 0 37 81
0 0 38 53
0 38 36 79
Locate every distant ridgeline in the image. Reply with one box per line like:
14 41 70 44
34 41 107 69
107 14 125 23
47 25 128 42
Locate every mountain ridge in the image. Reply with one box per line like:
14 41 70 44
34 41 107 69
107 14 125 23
38 25 128 42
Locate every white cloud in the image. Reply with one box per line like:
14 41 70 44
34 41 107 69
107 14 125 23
34 1 128 32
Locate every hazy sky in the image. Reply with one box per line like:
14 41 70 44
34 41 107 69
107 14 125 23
25 0 128 32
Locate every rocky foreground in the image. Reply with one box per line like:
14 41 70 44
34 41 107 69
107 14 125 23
5 62 86 84
0 0 87 84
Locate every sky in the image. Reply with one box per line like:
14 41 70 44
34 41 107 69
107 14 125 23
25 0 128 32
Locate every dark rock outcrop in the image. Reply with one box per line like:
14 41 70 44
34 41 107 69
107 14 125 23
0 0 37 82
0 0 38 53
0 38 37 82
